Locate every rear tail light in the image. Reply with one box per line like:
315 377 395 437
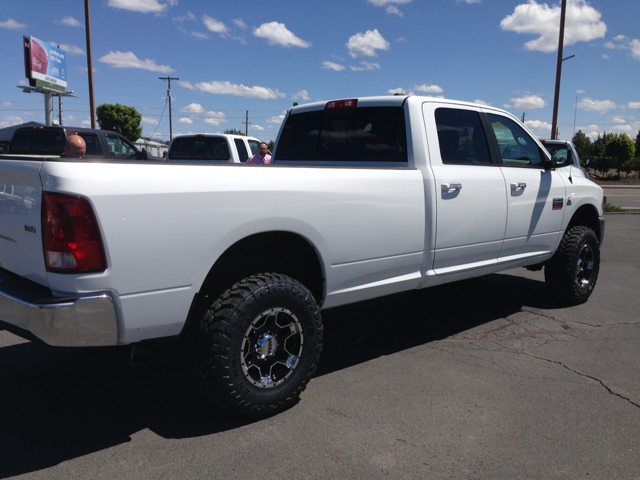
325 99 358 109
42 193 107 273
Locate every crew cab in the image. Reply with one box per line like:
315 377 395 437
167 133 262 162
8 125 153 160
0 95 604 418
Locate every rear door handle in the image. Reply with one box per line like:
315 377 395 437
442 182 462 192
511 182 526 191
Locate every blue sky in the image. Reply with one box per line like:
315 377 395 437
1 0 639 143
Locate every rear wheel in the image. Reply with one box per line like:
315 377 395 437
545 226 600 305
193 273 323 417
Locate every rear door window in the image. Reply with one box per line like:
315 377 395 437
77 133 103 156
434 108 492 165
10 129 65 155
275 106 408 165
234 138 249 162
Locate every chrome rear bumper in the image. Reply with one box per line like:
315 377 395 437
0 269 118 346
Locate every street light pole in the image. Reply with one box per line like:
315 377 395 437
84 0 96 129
550 0 569 140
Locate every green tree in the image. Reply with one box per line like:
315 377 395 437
224 128 245 136
570 130 593 161
634 129 640 157
96 103 142 142
267 140 275 152
605 134 635 177
592 132 617 157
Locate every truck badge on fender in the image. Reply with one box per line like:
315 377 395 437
552 198 564 210
24 225 36 234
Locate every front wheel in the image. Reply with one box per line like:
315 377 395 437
193 273 323 418
545 226 600 305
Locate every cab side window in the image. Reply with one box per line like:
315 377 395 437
487 114 543 168
434 108 492 165
248 140 260 156
234 138 249 162
106 135 139 159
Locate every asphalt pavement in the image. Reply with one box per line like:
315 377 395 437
602 185 640 210
1 215 639 479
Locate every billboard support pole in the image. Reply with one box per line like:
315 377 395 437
84 0 96 129
44 92 54 126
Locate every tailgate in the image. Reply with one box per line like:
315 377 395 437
0 158 47 284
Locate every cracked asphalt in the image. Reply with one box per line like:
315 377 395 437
1 215 639 479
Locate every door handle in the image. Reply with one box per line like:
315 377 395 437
442 182 462 192
511 182 526 191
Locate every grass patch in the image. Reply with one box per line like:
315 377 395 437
603 203 624 212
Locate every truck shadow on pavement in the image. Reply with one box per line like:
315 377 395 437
0 271 556 478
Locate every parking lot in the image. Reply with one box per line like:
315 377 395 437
1 214 639 479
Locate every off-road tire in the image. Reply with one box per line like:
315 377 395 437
545 226 600 305
193 273 323 418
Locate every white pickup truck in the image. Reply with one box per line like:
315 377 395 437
0 95 604 417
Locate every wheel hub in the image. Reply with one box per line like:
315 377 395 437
241 307 304 388
576 243 595 288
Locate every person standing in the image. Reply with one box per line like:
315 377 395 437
246 142 271 164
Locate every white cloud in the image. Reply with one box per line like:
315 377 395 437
631 39 640 61
611 117 626 124
58 16 82 27
414 84 443 93
613 124 632 133
178 117 193 124
108 0 175 13
1 116 23 127
54 43 85 55
232 19 247 29
203 117 224 126
267 114 286 124
179 80 286 100
367 0 411 5
253 22 311 48
627 102 640 109
388 88 405 95
576 89 586 93
180 103 205 113
386 6 403 16
473 99 492 106
349 61 381 71
75 66 99 74
457 0 481 3
292 90 311 100
251 125 265 131
578 97 616 112
174 13 195 22
1 101 13 107
191 31 208 40
525 119 552 131
0 18 26 30
142 117 159 125
18 79 28 86
500 0 606 53
347 29 390 58
98 51 175 73
202 15 228 35
322 61 346 71
511 95 546 109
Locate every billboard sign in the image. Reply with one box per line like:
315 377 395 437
24 36 67 89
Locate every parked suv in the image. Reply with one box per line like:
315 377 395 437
8 125 148 160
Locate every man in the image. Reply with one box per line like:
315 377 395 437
246 141 271 164
62 134 86 158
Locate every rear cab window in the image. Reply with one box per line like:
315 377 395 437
168 136 231 161
274 103 408 166
234 138 249 162
434 108 492 165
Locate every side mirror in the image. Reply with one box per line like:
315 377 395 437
584 158 596 168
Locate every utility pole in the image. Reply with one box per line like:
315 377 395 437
159 76 179 141
522 112 526 123
84 0 96 128
58 94 62 125
243 110 251 136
